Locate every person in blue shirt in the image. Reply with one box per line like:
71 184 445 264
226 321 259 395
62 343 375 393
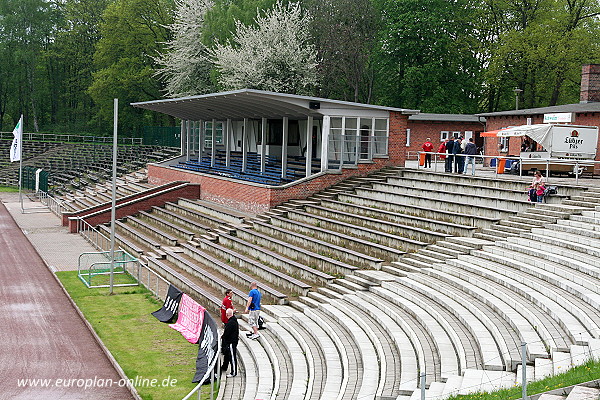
245 282 262 340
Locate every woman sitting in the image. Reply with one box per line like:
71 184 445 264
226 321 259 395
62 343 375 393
529 170 546 202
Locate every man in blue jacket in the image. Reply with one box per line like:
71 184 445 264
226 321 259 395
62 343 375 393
453 137 464 174
445 137 455 173
245 282 262 340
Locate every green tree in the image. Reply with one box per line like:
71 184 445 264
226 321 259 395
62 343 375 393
0 0 59 131
88 0 174 136
306 0 379 103
372 0 483 113
211 1 317 95
483 0 600 111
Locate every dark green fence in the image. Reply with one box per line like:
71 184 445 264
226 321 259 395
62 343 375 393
22 166 48 192
142 126 181 147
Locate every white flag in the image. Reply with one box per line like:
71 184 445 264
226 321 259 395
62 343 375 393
10 115 22 162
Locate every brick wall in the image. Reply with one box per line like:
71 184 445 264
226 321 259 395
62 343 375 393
581 64 600 103
389 111 409 165
68 183 200 232
407 120 484 156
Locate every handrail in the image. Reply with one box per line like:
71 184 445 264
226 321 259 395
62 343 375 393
416 151 597 184
0 131 143 145
37 190 65 216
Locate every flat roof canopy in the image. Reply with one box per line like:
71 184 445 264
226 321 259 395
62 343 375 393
131 89 419 120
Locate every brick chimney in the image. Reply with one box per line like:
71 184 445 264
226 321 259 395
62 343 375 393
580 64 600 103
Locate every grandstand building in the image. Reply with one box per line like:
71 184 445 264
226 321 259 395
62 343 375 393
132 89 418 213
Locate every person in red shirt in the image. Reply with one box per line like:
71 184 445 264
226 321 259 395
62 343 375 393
422 138 434 168
221 289 236 324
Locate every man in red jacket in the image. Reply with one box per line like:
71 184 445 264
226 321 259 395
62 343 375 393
221 289 236 324
422 138 434 168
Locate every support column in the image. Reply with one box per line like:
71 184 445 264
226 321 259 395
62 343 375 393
281 117 288 179
198 120 205 161
225 119 231 167
305 116 313 177
180 120 185 157
260 117 267 173
186 119 191 161
321 116 330 172
211 119 216 167
242 118 248 172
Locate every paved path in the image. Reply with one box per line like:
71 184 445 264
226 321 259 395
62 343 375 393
0 200 133 399
1 192 97 271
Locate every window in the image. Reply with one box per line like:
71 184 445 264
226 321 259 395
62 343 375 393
406 129 411 146
204 121 223 148
440 131 450 141
499 137 509 152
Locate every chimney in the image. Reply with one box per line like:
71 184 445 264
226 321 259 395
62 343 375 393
580 64 600 103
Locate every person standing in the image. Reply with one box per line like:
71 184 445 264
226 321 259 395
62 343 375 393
438 139 447 163
220 289 236 325
422 138 434 168
221 308 239 378
452 137 463 173
445 137 455 173
463 138 478 176
245 282 262 340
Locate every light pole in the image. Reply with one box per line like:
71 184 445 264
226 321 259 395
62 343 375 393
514 87 523 110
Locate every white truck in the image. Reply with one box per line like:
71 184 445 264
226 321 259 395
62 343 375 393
497 124 599 174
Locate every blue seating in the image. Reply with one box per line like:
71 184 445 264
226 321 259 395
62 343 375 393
172 151 321 186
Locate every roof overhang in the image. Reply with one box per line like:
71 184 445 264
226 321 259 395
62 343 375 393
131 89 419 121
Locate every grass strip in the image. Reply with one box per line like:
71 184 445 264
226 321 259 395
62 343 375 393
0 186 19 192
56 270 212 400
448 358 600 399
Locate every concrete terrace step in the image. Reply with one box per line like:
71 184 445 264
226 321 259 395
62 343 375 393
336 191 500 230
286 206 437 251
518 232 600 266
317 198 478 237
318 300 383 399
268 214 406 262
250 219 384 269
234 226 358 276
449 255 596 346
427 261 556 358
359 288 462 379
213 231 335 286
353 186 520 221
382 279 508 371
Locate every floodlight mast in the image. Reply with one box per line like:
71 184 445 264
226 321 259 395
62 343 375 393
109 99 118 295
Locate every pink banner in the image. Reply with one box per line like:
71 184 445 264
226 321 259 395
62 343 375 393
169 294 205 344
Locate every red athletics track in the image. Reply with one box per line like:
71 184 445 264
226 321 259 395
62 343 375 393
0 201 133 399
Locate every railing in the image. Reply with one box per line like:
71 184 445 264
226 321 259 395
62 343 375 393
0 131 143 145
75 216 221 399
37 190 65 216
416 151 598 184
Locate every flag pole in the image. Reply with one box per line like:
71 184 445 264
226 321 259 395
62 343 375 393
109 99 118 295
18 116 23 213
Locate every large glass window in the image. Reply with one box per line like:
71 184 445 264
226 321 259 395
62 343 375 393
204 121 224 148
328 116 388 169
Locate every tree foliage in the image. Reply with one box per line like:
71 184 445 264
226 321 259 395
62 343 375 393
210 1 318 95
88 0 174 135
0 0 599 135
154 0 215 97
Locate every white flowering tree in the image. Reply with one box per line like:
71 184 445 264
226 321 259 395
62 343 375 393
211 1 318 95
155 0 214 97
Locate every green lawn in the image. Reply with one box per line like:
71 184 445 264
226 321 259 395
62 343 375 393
448 358 600 400
57 271 215 400
0 185 19 192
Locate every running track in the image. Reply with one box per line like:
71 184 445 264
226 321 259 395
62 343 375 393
0 202 133 399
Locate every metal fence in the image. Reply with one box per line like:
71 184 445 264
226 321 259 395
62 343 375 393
415 151 598 184
142 126 181 147
37 190 65 216
0 131 143 145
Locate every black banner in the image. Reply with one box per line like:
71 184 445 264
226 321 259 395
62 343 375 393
192 310 219 383
151 284 183 323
